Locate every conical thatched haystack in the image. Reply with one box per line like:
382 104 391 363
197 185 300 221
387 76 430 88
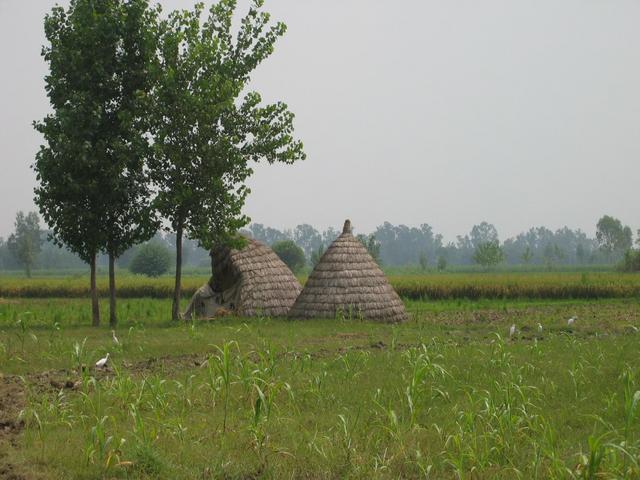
288 220 408 322
184 238 301 318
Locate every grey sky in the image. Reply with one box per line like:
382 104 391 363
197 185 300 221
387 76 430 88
1 0 638 242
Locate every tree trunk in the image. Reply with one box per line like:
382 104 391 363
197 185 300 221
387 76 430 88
172 225 183 321
90 253 100 327
26 263 31 279
108 252 117 327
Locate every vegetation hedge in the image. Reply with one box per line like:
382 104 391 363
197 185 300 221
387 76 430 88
0 272 639 300
389 273 640 300
0 275 209 299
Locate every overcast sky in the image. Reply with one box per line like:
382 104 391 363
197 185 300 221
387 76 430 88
0 0 638 242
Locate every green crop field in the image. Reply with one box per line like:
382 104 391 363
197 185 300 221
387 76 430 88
1 295 640 478
1 271 639 300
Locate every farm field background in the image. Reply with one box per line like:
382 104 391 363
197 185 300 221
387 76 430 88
1 271 640 300
1 293 640 478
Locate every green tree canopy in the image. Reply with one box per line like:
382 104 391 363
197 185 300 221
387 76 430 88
596 215 632 260
150 1 305 319
7 211 42 278
129 242 171 277
34 0 159 326
470 222 499 249
521 246 534 264
310 244 325 268
272 240 306 274
473 241 505 269
419 252 428 271
357 233 382 265
437 255 447 272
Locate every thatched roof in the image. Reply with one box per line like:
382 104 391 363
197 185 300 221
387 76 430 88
288 220 408 322
206 237 302 317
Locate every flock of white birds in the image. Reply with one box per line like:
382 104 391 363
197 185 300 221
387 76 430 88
94 330 119 369
509 316 577 338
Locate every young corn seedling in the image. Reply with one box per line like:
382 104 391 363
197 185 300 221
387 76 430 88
403 344 451 428
130 403 158 452
71 337 88 375
250 380 280 467
337 414 357 470
85 415 125 472
575 432 608 480
15 312 35 353
211 341 238 433
18 399 46 461
621 367 640 444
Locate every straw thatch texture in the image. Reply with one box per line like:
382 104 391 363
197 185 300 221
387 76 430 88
288 220 408 323
184 238 302 318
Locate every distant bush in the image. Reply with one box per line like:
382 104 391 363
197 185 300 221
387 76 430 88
620 249 640 272
437 256 447 272
129 243 171 277
272 240 306 274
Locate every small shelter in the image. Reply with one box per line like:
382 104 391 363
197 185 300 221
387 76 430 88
183 238 301 318
288 219 408 322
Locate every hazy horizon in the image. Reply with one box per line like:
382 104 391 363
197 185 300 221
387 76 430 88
1 0 638 243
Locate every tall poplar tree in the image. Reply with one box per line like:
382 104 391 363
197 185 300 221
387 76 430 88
34 0 158 326
99 0 159 327
151 1 306 320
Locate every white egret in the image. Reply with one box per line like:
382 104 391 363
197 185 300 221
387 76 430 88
112 330 120 346
567 316 576 326
509 324 516 337
537 323 543 333
95 353 110 369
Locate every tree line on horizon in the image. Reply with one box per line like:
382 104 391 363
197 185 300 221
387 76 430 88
2 212 638 275
243 215 640 270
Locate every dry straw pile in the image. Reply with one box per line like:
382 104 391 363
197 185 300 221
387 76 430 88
288 219 408 322
187 238 301 318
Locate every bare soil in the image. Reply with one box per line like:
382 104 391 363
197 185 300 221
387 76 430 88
0 375 27 480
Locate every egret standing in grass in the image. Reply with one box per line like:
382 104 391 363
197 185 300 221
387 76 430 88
112 330 120 346
509 324 516 338
95 353 110 369
567 316 576 327
538 323 543 333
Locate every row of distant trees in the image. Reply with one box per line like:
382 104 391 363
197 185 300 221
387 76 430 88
246 215 638 270
30 0 304 325
5 212 635 276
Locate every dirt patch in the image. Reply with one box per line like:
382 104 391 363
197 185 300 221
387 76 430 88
0 463 26 480
334 332 369 340
125 353 204 375
0 375 27 480
0 376 26 442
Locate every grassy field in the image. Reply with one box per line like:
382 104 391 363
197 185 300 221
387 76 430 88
1 297 640 478
1 271 639 300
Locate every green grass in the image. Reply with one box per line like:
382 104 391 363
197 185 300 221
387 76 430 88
1 297 640 478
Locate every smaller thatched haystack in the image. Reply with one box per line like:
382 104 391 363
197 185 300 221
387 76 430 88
288 220 408 322
183 238 301 318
